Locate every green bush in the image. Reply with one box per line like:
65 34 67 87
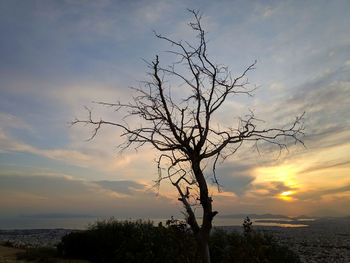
57 218 198 263
209 228 301 263
57 217 301 263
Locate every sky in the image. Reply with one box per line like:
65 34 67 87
0 0 350 224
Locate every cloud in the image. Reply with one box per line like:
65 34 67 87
0 130 94 166
0 113 34 132
244 63 350 160
19 213 95 219
264 63 349 121
209 161 256 196
300 160 350 175
0 172 95 197
296 184 350 201
134 0 170 23
286 65 350 113
0 172 174 217
0 120 155 179
252 2 284 20
249 181 295 198
94 180 147 196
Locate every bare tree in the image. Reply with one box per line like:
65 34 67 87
72 10 304 263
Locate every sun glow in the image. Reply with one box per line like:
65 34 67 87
254 165 301 187
280 191 295 201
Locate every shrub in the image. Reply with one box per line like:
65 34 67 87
57 218 198 263
209 219 301 263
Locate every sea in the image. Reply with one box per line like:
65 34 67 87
0 216 312 230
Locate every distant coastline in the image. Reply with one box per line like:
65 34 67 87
1 213 349 230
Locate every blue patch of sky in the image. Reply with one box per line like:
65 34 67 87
9 125 70 150
0 5 160 85
0 4 47 69
0 92 72 149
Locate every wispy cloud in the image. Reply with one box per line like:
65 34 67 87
300 160 350 175
0 172 174 217
296 184 350 201
94 180 147 196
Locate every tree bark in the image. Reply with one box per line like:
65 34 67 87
191 159 215 263
196 233 211 263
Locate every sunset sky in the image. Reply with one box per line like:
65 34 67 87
1 0 349 224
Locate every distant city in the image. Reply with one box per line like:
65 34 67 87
1 215 349 262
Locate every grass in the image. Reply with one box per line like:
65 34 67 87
16 247 58 263
1 240 15 247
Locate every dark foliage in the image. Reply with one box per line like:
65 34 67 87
210 229 301 263
57 218 301 263
243 216 253 236
16 247 58 263
57 218 197 263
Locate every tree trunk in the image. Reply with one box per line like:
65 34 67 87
202 243 211 263
191 159 216 263
196 233 211 263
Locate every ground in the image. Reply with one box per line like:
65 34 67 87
0 245 90 263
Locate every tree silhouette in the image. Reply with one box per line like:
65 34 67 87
72 10 304 263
